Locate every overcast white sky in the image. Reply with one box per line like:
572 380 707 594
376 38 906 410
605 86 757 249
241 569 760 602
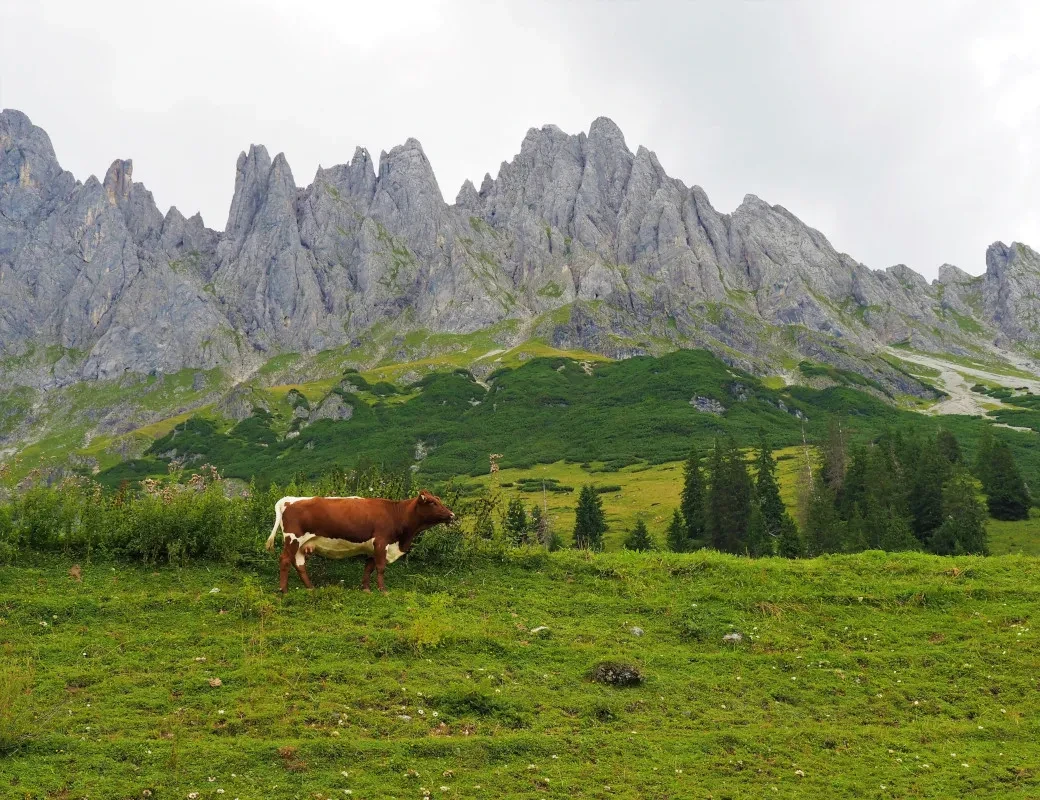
2 0 1038 278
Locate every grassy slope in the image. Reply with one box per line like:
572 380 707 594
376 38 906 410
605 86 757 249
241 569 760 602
2 553 1037 799
97 350 1040 492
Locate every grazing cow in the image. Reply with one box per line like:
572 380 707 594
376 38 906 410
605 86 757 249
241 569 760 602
264 491 456 593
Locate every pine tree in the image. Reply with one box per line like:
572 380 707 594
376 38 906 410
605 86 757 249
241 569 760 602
624 519 654 551
776 513 803 558
706 437 753 553
985 441 1031 521
755 429 785 538
666 508 688 552
680 445 707 547
572 485 606 550
930 466 988 555
504 497 529 546
936 428 962 464
530 504 544 540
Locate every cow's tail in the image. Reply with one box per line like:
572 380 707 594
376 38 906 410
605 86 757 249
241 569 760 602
265 497 293 552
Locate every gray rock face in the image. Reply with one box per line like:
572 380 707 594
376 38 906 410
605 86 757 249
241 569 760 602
308 392 354 423
0 108 1032 394
982 242 1040 344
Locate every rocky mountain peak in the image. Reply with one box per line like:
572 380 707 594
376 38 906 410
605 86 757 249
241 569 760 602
103 159 133 205
0 108 1036 393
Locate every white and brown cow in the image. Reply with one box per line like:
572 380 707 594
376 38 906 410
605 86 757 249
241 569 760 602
264 492 456 593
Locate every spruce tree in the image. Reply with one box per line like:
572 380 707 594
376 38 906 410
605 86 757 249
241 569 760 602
666 508 688 552
776 514 803 558
504 497 529 546
930 466 988 555
745 503 771 557
624 519 654 551
870 503 919 552
936 428 962 464
680 445 707 547
707 437 753 554
530 504 543 538
755 430 786 538
909 440 948 543
572 485 606 550
838 444 868 521
804 481 845 555
985 442 1031 521
822 418 848 493
974 427 996 488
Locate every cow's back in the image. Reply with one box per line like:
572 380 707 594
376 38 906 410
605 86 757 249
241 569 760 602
281 497 397 542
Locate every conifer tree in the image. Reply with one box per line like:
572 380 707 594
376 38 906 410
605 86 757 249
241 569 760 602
745 503 771 557
504 497 529 546
804 480 845 555
777 513 803 558
822 418 848 493
930 466 988 555
755 429 786 538
909 440 948 542
680 445 707 547
572 485 606 550
936 428 962 464
666 508 688 552
838 444 868 520
624 519 654 551
869 502 919 552
974 427 996 488
707 437 753 553
530 504 543 539
985 441 1031 520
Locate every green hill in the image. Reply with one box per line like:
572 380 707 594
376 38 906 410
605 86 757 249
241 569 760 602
96 349 1040 488
2 551 1038 798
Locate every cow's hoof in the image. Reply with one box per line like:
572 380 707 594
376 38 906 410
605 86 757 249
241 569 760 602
362 587 371 594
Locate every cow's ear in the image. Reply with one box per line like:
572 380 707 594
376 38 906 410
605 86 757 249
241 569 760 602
419 491 429 503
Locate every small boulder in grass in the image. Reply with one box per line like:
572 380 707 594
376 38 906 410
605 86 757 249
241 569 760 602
722 632 744 644
589 661 643 687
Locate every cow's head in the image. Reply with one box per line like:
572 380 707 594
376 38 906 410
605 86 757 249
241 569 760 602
416 490 456 526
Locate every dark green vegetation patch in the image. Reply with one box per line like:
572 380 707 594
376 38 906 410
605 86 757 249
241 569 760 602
97 350 1040 486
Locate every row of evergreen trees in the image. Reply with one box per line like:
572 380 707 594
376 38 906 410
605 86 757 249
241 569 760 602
569 422 1030 557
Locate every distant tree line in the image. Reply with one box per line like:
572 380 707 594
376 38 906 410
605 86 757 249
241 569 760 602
566 421 1030 557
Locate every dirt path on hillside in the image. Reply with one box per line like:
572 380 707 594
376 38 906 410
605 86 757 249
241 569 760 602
887 349 1040 417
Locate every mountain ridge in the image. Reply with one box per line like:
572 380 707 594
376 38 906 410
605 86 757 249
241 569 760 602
1 107 1038 394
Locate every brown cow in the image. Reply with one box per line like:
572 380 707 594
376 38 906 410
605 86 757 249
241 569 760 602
264 491 456 593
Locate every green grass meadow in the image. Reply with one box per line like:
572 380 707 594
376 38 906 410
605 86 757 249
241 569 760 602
2 551 1038 799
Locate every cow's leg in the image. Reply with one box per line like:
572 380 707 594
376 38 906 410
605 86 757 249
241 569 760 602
361 558 375 593
294 546 315 590
278 537 298 594
374 542 389 594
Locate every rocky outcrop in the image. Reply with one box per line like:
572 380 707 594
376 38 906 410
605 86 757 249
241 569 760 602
307 392 353 423
0 107 1034 394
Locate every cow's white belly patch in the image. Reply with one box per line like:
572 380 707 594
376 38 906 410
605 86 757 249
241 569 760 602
287 533 403 565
